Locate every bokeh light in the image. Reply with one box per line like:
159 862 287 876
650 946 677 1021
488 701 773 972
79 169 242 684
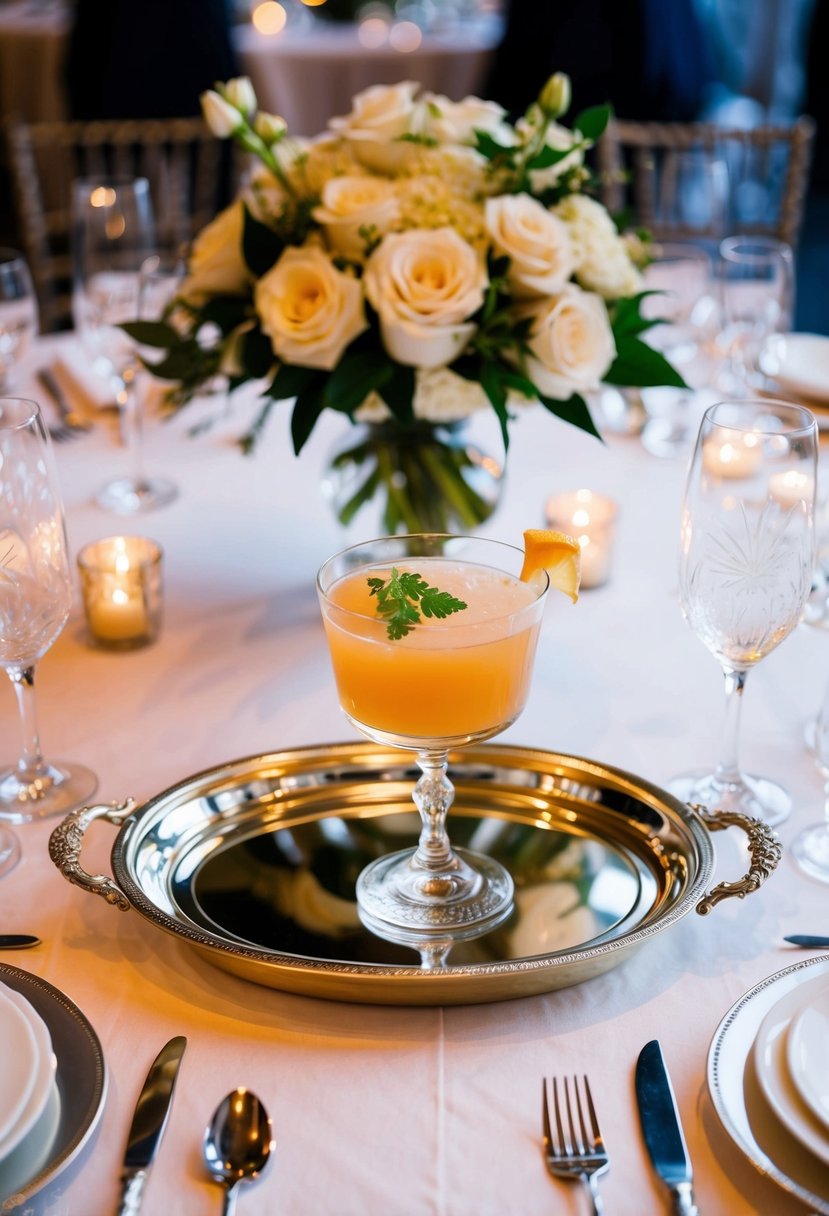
389 20 422 51
252 2 287 35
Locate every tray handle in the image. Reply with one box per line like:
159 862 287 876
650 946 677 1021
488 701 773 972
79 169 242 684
48 799 136 911
691 804 782 915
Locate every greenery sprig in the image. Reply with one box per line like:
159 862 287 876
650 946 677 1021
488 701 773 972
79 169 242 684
367 568 468 640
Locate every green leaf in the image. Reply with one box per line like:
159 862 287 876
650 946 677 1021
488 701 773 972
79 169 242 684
526 144 579 171
144 341 208 381
611 293 662 339
200 295 252 336
268 362 318 400
120 320 178 348
377 363 416 425
473 131 516 163
290 376 327 454
573 104 611 142
538 392 603 441
605 336 688 389
480 361 512 451
322 349 393 414
239 327 274 379
242 204 284 277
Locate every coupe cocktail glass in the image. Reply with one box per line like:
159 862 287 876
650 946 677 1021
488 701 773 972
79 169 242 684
317 534 549 940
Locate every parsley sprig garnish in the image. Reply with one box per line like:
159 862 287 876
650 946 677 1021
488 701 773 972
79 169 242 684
367 568 468 640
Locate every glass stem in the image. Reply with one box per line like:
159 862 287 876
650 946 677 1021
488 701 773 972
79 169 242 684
119 363 145 486
8 665 47 785
714 665 747 786
411 751 456 872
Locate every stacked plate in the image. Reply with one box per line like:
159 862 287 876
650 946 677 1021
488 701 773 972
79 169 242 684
708 957 829 1213
759 332 829 411
0 979 60 1203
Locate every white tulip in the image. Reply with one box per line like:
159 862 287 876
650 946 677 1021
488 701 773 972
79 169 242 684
200 89 244 139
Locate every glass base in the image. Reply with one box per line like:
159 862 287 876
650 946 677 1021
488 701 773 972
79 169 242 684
0 762 98 823
356 845 514 940
640 413 689 459
668 768 791 827
790 824 829 883
96 476 178 514
0 828 20 876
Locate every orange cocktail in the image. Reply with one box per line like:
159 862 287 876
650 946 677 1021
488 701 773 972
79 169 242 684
321 557 544 745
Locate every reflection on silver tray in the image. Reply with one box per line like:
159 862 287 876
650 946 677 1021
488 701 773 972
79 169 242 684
0 965 107 1213
50 743 779 1005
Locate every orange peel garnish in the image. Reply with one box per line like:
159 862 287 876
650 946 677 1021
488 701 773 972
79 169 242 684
520 528 581 603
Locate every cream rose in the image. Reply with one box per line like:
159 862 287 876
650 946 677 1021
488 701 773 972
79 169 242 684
312 176 401 260
520 285 616 399
255 246 367 371
554 194 643 299
180 200 250 304
329 81 422 174
364 227 487 369
421 94 513 147
485 194 576 297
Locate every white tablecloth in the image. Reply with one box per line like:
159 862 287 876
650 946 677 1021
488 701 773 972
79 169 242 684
2 336 827 1215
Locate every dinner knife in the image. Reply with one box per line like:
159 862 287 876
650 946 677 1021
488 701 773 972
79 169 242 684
116 1035 187 1216
784 934 829 948
635 1039 700 1215
0 934 40 949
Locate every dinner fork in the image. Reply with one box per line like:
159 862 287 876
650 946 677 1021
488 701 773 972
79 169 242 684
542 1074 609 1215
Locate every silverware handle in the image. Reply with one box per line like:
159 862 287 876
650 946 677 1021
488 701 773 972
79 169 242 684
586 1173 605 1216
48 800 136 910
222 1183 239 1216
116 1169 147 1216
671 1181 699 1216
691 804 781 915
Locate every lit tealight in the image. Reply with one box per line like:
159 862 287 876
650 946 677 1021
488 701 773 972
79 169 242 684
702 429 762 480
769 470 814 512
545 489 619 589
77 536 163 650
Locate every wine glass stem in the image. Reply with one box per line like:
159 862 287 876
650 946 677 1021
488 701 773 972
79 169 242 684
7 664 47 784
411 751 455 871
715 665 747 786
118 363 145 486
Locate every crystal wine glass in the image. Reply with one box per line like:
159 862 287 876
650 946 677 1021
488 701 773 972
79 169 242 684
317 534 549 941
71 177 175 512
0 398 98 822
717 235 794 394
670 399 817 826
792 669 829 882
0 249 38 394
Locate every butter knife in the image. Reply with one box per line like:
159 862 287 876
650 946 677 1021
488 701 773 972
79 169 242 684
784 934 829 948
635 1039 700 1215
116 1035 187 1216
0 934 40 949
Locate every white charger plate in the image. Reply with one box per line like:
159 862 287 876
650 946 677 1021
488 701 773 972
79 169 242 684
759 333 829 404
0 985 56 1163
0 987 39 1151
787 978 829 1131
752 970 829 1165
708 956 829 1214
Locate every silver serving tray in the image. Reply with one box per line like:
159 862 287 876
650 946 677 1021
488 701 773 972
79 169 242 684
49 743 780 1006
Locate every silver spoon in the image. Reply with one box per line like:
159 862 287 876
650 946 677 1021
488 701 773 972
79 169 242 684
203 1088 274 1215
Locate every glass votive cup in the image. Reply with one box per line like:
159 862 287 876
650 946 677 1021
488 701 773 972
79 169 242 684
77 536 163 650
545 489 619 589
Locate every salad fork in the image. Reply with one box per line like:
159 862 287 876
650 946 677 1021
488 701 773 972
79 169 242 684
542 1074 609 1215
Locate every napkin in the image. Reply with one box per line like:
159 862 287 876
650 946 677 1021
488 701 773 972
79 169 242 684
51 344 118 412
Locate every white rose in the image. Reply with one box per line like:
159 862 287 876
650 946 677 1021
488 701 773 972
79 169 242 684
180 201 250 304
255 245 368 371
312 176 401 260
421 94 514 147
329 81 422 174
364 227 487 369
554 194 643 299
520 285 616 399
485 194 576 297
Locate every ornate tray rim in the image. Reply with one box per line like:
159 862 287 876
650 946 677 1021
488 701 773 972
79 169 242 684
49 743 778 1006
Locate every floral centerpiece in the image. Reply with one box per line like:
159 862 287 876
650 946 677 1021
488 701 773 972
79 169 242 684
129 73 683 532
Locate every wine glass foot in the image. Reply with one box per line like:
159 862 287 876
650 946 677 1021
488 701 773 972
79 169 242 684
0 762 98 823
356 845 514 941
96 476 178 514
667 769 791 827
0 828 20 876
790 825 829 883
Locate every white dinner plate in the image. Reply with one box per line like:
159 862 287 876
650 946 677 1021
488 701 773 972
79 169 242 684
0 986 39 1150
759 332 829 404
787 979 829 1131
708 956 829 1215
752 971 829 1165
0 983 56 1162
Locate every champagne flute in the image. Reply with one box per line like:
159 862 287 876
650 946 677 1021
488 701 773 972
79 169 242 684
669 400 817 826
0 249 38 394
317 534 549 941
71 177 174 512
0 398 97 823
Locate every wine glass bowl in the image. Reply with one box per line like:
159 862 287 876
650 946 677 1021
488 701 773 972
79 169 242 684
317 534 549 940
0 398 97 822
717 235 794 393
670 400 817 826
